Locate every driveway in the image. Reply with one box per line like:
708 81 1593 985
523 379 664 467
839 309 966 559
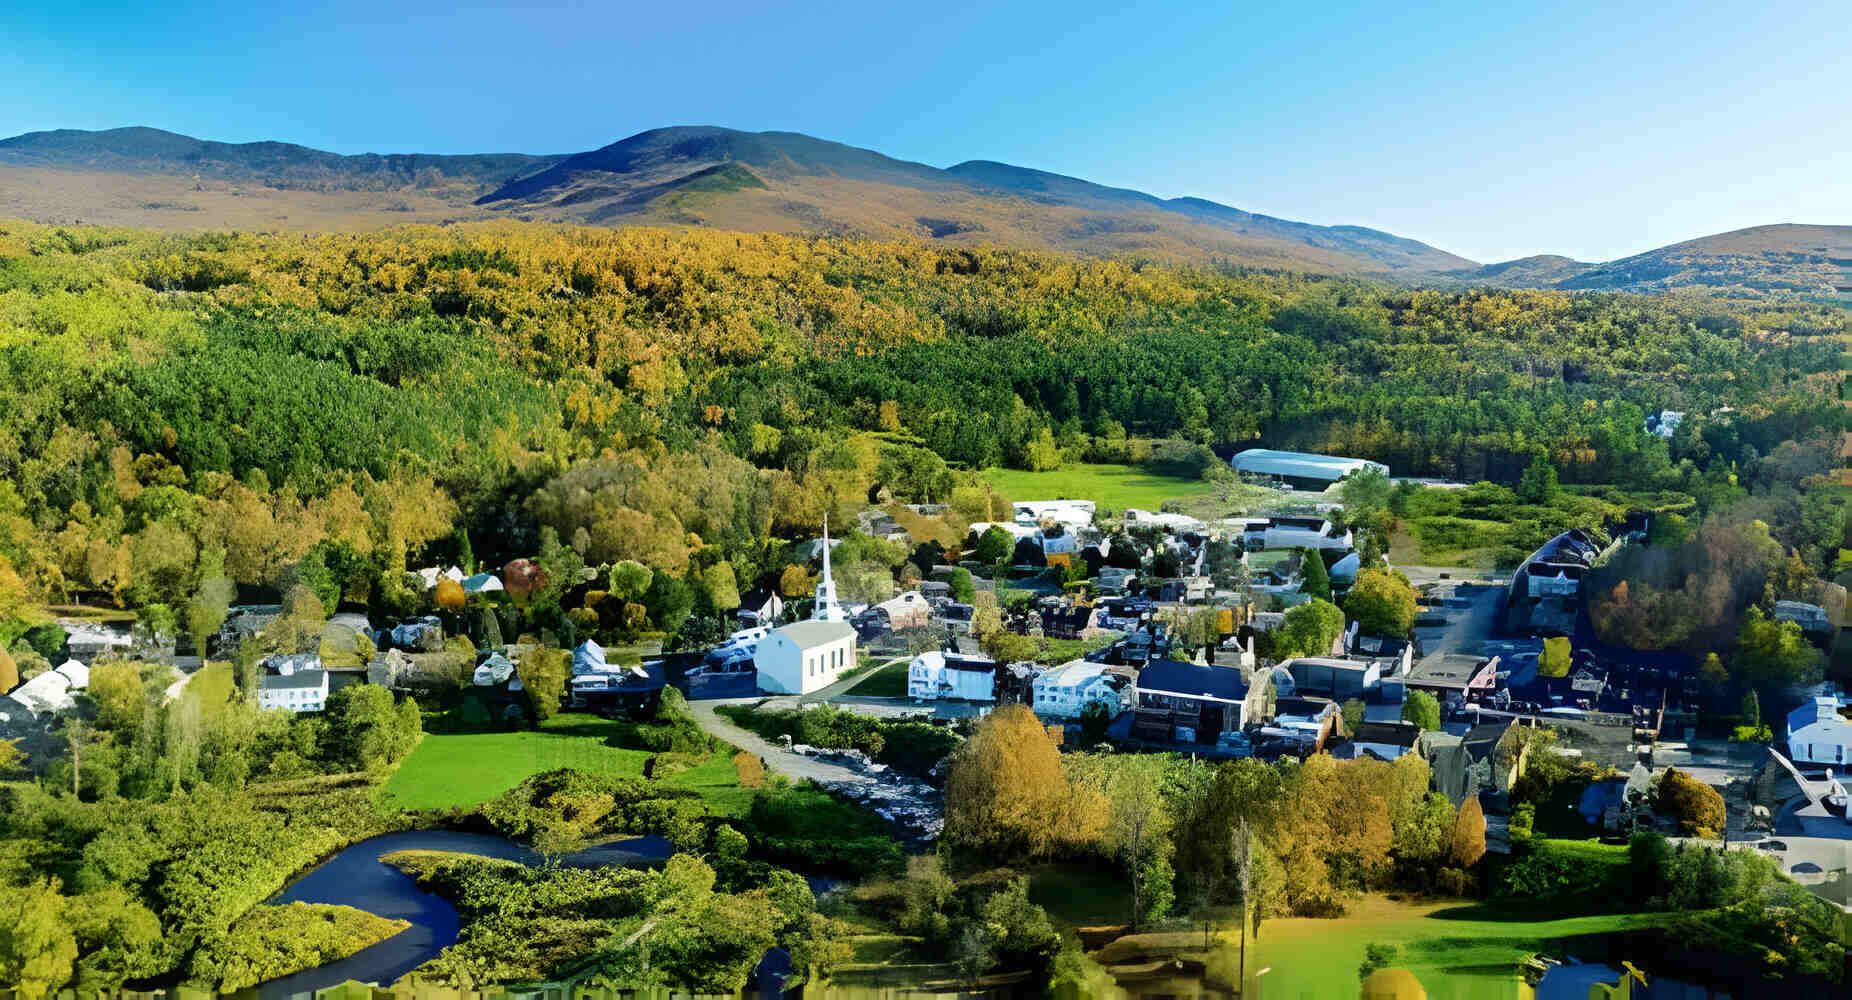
684 698 872 786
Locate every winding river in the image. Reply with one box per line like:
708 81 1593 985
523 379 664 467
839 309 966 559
255 830 674 999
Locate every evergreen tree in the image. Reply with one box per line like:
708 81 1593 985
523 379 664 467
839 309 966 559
1300 550 1331 601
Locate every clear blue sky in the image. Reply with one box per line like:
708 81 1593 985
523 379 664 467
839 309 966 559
4 0 1847 263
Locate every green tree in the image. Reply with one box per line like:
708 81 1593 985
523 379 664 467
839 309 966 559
0 879 78 1000
1734 607 1820 690
1340 698 1364 738
1358 942 1400 981
1517 453 1560 504
1741 689 1762 737
1402 690 1442 731
948 567 975 604
1271 599 1345 659
608 560 652 602
644 569 696 637
186 574 235 661
1108 755 1174 930
702 561 741 612
322 684 403 772
1300 550 1331 602
518 648 570 722
970 522 1014 570
88 662 147 735
1344 568 1416 638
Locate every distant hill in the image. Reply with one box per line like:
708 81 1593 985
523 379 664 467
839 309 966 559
0 126 559 193
0 124 1470 275
1456 225 1852 296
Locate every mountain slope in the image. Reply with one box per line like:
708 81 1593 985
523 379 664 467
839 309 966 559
472 127 1475 273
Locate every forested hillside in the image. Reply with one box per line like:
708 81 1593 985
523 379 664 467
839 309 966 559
0 218 1847 614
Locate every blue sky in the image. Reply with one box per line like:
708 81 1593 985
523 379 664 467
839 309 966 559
4 0 1847 263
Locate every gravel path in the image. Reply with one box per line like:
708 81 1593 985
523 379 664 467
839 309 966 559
685 698 869 786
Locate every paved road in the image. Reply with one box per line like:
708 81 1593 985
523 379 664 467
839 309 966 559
684 698 872 786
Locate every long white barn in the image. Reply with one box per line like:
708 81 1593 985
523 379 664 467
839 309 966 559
1230 448 1388 489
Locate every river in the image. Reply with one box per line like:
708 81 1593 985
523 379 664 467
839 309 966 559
255 829 674 999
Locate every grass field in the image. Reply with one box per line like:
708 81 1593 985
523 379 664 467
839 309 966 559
848 661 910 697
179 661 235 719
1247 895 1664 1000
384 715 654 811
383 710 845 822
981 463 1217 513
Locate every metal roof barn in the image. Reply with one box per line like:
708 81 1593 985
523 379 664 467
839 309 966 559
1229 448 1388 487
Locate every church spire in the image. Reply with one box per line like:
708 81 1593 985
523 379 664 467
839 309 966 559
814 514 846 622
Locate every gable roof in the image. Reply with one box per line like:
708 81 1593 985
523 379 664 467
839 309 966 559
774 619 856 649
261 667 327 691
1137 658 1249 702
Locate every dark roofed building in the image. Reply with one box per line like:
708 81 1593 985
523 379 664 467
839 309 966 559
1346 720 1421 760
1132 658 1252 745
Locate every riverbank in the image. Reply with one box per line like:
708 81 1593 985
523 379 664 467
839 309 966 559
255 829 675 998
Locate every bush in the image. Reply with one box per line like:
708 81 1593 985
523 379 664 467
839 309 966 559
1657 768 1725 839
733 750 765 789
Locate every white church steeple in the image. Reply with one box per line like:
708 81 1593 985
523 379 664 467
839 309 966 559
813 515 846 622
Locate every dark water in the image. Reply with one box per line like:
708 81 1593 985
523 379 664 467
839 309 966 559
1534 960 1717 1000
256 829 673 999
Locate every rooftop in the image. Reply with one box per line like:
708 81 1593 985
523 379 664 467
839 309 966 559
774 619 857 648
1137 658 1249 702
262 667 327 691
1351 721 1420 748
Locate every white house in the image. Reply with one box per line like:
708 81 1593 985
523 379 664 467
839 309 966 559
1787 696 1852 767
1239 516 1354 552
908 650 997 702
258 656 328 713
755 620 857 695
1032 660 1128 721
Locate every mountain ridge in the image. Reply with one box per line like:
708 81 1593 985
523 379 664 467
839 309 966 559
3 125 1846 294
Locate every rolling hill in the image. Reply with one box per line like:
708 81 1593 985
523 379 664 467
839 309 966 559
0 124 1470 275
1457 225 1852 296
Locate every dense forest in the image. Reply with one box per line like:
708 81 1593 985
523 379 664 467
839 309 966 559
1 219 1847 617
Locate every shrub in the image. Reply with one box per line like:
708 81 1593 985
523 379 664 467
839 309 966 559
1657 768 1725 839
733 750 765 789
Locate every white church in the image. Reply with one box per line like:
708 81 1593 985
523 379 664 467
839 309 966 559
755 517 858 695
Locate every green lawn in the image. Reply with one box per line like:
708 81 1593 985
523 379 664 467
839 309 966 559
1034 635 1118 666
383 711 845 822
180 661 235 720
848 661 910 698
384 715 654 811
981 463 1217 513
1247 895 1665 1000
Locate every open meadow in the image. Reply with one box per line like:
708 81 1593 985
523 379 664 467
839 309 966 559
981 462 1219 512
1246 895 1665 1000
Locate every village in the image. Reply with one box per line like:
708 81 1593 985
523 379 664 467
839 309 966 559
6 441 1847 968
